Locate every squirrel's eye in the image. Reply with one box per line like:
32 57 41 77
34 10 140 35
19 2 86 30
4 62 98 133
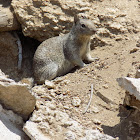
81 24 86 28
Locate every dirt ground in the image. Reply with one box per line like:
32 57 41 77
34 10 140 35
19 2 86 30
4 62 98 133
1 0 140 139
41 0 140 139
23 0 140 139
53 35 140 139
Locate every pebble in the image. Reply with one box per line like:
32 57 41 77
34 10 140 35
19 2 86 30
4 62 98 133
63 121 73 127
102 84 109 89
49 89 56 97
60 80 70 86
64 106 71 110
58 94 64 100
92 119 101 125
53 77 66 84
41 95 52 101
130 48 139 54
45 102 56 110
45 80 56 89
71 97 81 107
20 78 34 88
62 89 70 95
91 106 100 113
64 131 77 140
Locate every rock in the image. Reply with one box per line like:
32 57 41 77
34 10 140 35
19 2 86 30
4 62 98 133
91 35 111 48
23 121 51 140
23 96 115 140
0 32 19 78
20 78 34 88
64 131 77 140
45 80 56 89
91 106 100 113
0 104 29 140
136 38 140 47
117 77 140 110
81 129 115 140
32 85 47 96
0 70 36 120
68 120 84 135
11 0 97 41
71 97 81 107
97 28 111 37
117 77 140 101
135 69 140 78
106 22 127 34
124 92 140 111
55 110 69 124
129 48 139 54
92 119 101 125
0 1 20 32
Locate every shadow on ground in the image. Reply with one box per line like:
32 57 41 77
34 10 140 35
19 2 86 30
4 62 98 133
102 104 140 140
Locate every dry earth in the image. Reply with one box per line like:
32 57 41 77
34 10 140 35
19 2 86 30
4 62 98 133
27 0 140 139
0 0 140 139
31 32 140 139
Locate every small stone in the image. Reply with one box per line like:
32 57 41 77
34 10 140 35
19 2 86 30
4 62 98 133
63 89 70 95
64 131 77 140
96 126 103 132
55 111 69 123
45 102 56 110
60 80 70 86
45 80 56 89
53 77 66 84
115 35 123 41
58 94 64 100
82 129 114 140
41 95 52 101
130 48 139 54
136 39 140 47
71 97 81 107
63 121 73 127
92 119 101 125
102 84 109 89
20 78 34 88
135 69 140 78
91 106 100 113
64 106 72 110
32 85 47 95
46 116 54 125
49 89 56 97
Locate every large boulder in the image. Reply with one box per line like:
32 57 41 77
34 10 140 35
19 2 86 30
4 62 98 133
0 0 20 32
11 0 139 49
11 0 96 42
0 70 36 120
117 77 140 110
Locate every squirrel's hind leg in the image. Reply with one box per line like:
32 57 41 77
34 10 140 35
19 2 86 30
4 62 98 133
39 63 58 83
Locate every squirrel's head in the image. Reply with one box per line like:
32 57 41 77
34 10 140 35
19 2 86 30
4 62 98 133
73 15 97 36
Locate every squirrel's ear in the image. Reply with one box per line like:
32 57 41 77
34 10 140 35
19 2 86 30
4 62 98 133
74 15 79 25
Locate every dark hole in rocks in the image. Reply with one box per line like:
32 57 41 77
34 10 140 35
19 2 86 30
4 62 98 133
0 31 41 82
17 31 41 81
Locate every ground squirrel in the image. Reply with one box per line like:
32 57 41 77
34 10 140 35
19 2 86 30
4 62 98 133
33 15 97 84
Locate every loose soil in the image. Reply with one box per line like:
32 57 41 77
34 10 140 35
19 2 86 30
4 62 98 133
1 0 140 139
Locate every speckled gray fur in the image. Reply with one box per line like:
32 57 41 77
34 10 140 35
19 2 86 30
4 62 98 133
33 16 97 84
